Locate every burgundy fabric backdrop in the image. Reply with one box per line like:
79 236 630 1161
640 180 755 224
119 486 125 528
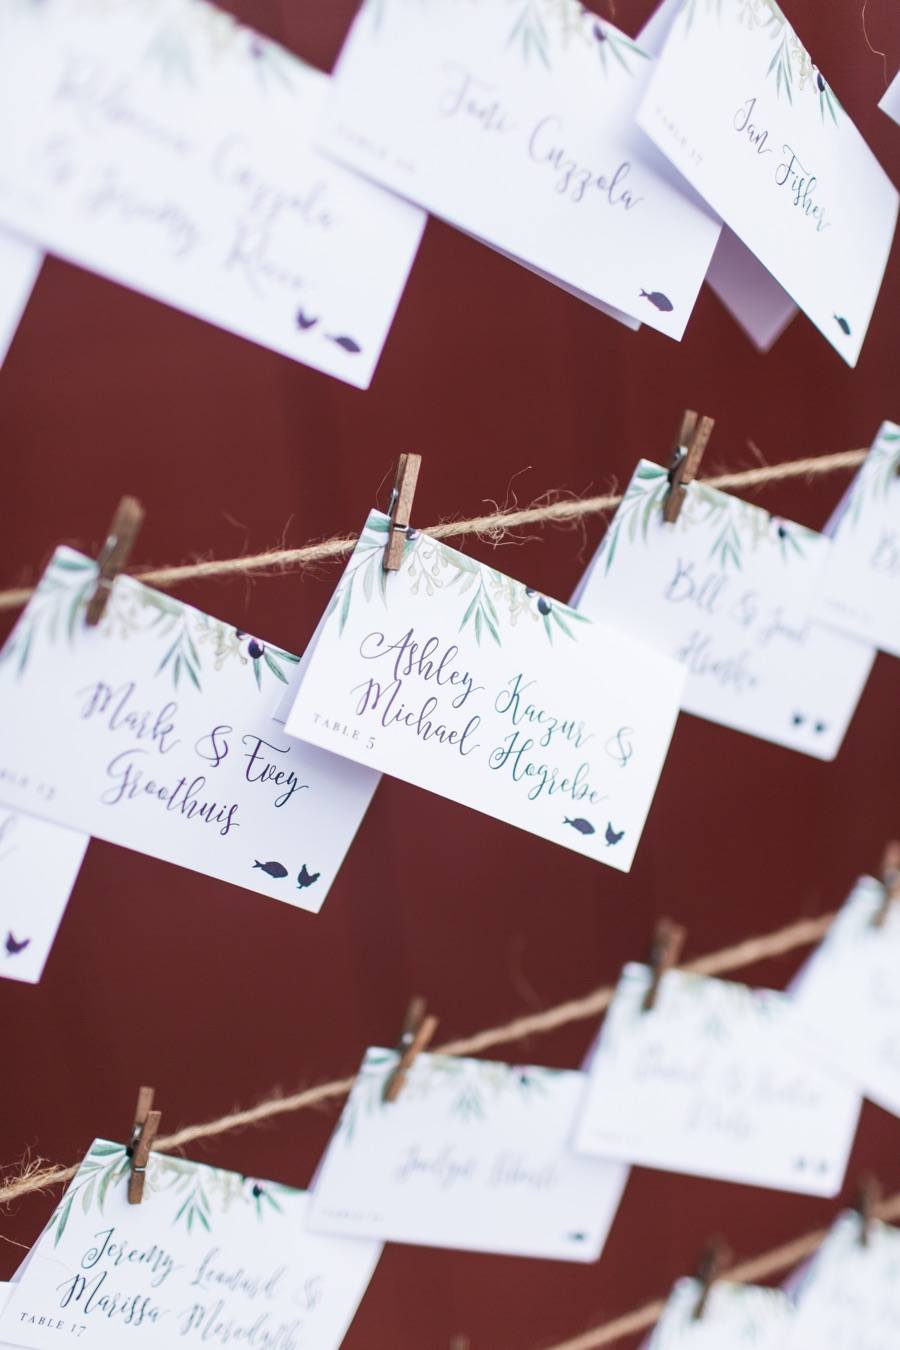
1 2 899 1345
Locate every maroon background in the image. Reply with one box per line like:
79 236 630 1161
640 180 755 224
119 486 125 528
1 2 899 1345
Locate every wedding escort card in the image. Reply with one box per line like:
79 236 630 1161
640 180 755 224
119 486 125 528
0 0 425 389
284 511 685 872
642 1277 794 1349
637 0 898 365
306 1048 629 1261
813 422 900 659
0 231 41 367
573 965 861 1195
0 548 379 910
0 808 88 985
789 876 900 1120
573 460 875 759
786 1212 900 1350
0 1141 382 1349
317 0 722 336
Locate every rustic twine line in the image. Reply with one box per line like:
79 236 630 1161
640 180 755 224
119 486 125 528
0 449 867 614
545 1189 900 1350
0 912 833 1209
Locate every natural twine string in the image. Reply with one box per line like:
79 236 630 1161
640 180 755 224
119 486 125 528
0 448 867 613
0 910 833 1209
545 1189 900 1350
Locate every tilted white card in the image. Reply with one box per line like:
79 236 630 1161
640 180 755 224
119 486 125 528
0 808 88 984
285 510 685 872
573 964 861 1195
638 0 898 364
0 0 425 389
642 1277 794 1349
788 876 900 1120
306 1048 629 1262
880 72 900 128
573 460 875 758
318 0 721 336
0 1141 381 1349
814 422 900 659
0 548 379 910
786 1212 900 1350
0 230 41 367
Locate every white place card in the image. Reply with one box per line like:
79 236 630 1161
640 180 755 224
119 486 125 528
573 964 861 1195
0 230 41 367
0 807 88 984
318 0 721 336
642 1277 794 1349
0 0 425 389
638 0 898 364
0 1141 382 1349
787 1212 900 1349
285 510 684 872
0 548 379 910
306 1048 629 1262
880 71 900 128
814 422 900 659
789 875 900 1120
573 459 875 758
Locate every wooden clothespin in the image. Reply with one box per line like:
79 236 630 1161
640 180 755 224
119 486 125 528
383 453 422 572
85 495 145 627
872 841 900 929
383 996 438 1103
642 916 687 1013
692 1236 733 1320
856 1172 882 1247
126 1085 161 1205
663 411 715 524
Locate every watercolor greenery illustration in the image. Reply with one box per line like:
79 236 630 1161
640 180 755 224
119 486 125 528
684 0 840 123
142 0 300 92
326 511 590 648
338 1050 560 1143
601 965 778 1059
46 1140 294 1247
0 549 300 693
842 425 900 528
599 460 814 575
653 1279 792 1347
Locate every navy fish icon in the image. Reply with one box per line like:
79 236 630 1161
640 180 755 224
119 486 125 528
834 315 851 336
253 860 288 879
327 334 362 354
563 817 596 836
640 289 674 313
297 864 321 889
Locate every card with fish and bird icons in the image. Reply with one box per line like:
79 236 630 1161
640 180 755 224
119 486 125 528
641 1277 795 1349
784 1212 900 1350
787 875 900 1123
573 964 861 1196
0 229 41 369
0 548 380 911
305 1048 629 1261
0 0 425 390
315 0 722 337
283 510 685 872
637 0 898 366
0 807 88 985
572 459 875 759
0 1141 382 1350
812 422 900 659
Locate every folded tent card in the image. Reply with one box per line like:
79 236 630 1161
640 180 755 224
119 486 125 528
0 808 88 985
573 962 861 1195
638 0 898 366
642 1276 795 1349
785 1211 900 1349
0 1140 382 1349
0 0 425 389
813 422 900 659
0 548 379 911
306 1047 629 1262
317 0 722 337
572 456 875 759
283 507 685 872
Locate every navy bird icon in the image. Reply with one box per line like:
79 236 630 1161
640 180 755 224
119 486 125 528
297 864 321 889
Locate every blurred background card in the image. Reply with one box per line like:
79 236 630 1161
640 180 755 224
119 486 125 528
0 808 87 984
787 1212 900 1349
638 0 898 365
0 0 425 388
880 71 900 127
0 230 41 368
306 1048 629 1261
318 0 721 336
641 1277 795 1348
